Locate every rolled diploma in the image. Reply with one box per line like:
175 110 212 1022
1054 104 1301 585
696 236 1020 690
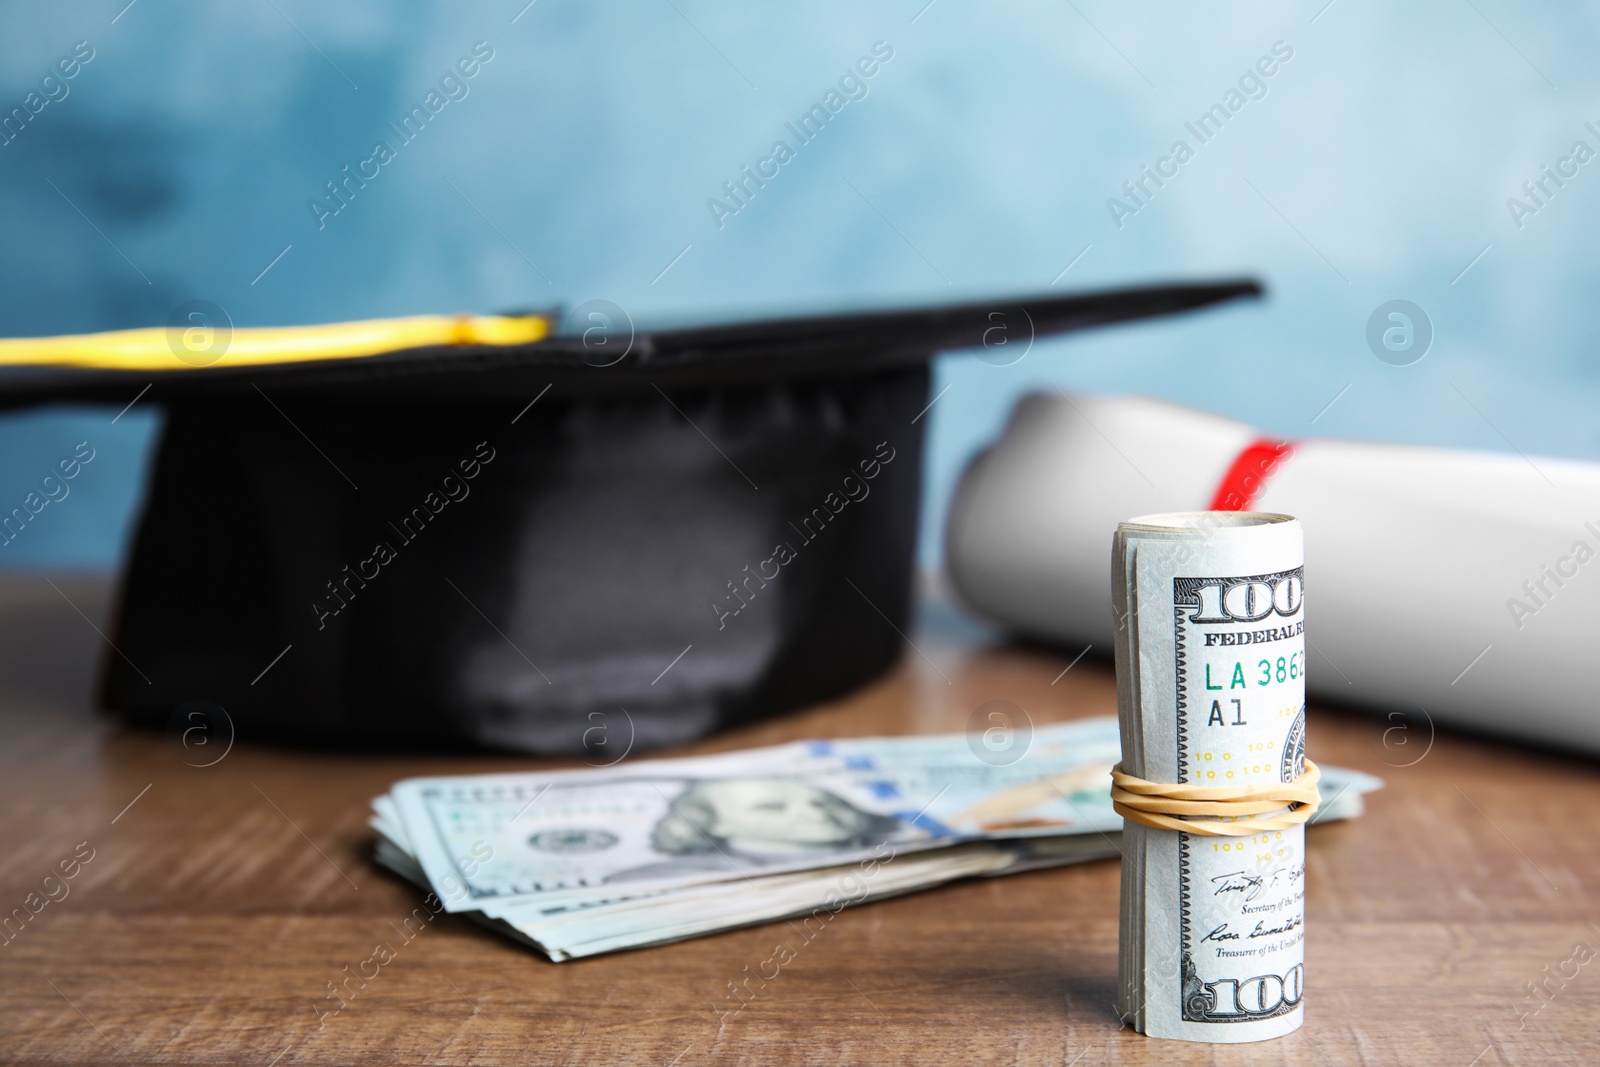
946 392 1600 752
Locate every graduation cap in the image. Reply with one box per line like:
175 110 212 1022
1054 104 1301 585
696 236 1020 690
0 280 1260 754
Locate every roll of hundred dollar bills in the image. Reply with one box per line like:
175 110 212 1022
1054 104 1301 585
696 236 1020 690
1113 513 1309 1043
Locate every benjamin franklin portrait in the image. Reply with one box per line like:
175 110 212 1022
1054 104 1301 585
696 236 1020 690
608 777 902 882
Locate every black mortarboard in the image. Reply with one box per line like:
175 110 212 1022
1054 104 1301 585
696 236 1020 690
0 280 1260 755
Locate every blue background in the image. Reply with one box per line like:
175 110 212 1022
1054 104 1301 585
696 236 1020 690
1 0 1595 571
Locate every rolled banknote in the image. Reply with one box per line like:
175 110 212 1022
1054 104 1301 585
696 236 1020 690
1113 512 1310 1042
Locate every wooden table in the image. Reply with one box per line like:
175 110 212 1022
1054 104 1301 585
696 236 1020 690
1 575 1594 1066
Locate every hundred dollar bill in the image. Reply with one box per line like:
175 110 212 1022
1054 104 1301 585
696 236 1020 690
386 722 1129 916
491 802 1350 962
1114 512 1310 1043
371 714 1380 959
372 754 1374 961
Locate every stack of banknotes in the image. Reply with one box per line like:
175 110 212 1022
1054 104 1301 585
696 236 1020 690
370 716 1380 960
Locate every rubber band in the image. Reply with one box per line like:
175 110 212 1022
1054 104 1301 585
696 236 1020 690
1110 759 1321 837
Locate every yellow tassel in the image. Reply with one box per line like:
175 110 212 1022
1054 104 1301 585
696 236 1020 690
0 313 550 371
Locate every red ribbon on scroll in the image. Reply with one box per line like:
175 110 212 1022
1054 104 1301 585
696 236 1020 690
1208 439 1295 511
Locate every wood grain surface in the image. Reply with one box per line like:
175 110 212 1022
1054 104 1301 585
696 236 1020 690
0 575 1594 1066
